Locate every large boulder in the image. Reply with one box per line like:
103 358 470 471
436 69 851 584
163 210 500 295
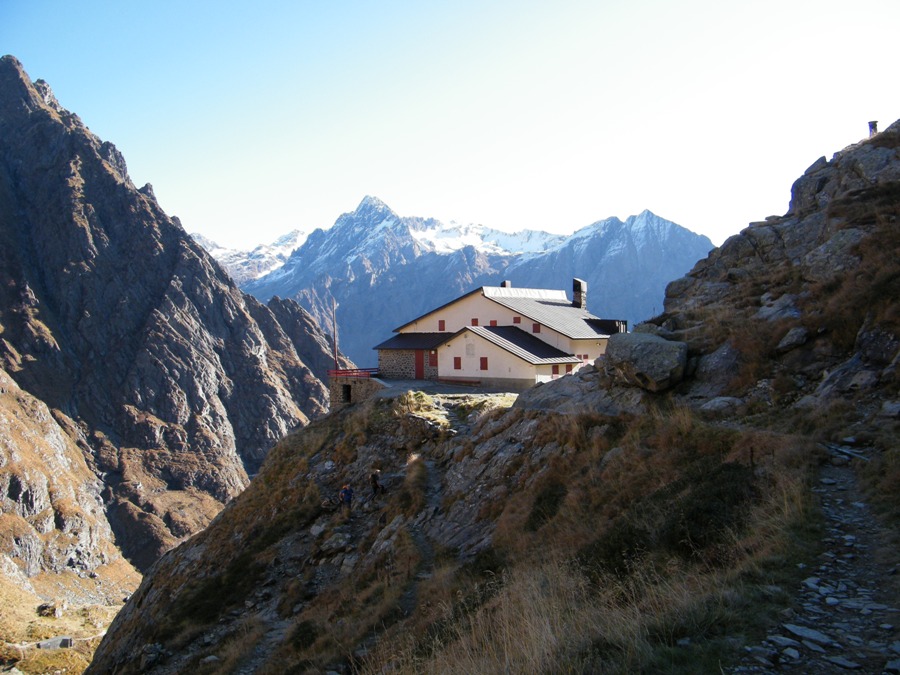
603 333 688 392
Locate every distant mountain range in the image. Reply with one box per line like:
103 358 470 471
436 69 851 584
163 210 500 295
198 197 714 365
190 229 308 285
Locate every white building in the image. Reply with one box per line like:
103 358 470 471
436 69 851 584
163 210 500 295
374 279 626 390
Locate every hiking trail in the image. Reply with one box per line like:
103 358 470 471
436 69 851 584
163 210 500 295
730 445 900 673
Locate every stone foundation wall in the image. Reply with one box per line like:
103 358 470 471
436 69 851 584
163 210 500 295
379 350 416 379
377 350 439 380
329 376 385 410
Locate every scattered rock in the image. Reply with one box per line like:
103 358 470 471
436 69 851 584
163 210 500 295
699 396 744 415
776 326 809 354
782 623 832 645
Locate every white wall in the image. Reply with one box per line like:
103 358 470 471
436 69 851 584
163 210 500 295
438 331 536 382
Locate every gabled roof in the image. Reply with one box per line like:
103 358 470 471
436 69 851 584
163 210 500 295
459 326 581 365
373 333 449 351
393 284 617 339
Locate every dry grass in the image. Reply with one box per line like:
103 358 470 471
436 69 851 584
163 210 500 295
809 182 900 350
861 422 900 525
351 404 820 674
359 557 754 674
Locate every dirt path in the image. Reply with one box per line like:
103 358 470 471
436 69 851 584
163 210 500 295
397 457 443 616
731 447 900 673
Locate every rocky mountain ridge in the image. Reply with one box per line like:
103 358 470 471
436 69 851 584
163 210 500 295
0 50 353 653
87 121 899 673
238 196 713 365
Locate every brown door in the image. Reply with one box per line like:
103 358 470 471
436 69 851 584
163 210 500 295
414 350 425 379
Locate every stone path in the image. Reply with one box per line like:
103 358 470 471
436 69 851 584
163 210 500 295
731 447 900 673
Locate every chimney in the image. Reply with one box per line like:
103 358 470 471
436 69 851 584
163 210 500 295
500 280 512 288
869 121 878 137
572 278 587 309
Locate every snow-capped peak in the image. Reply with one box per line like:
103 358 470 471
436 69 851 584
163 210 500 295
191 229 309 284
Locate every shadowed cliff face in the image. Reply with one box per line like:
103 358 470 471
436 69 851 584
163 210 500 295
0 55 352 574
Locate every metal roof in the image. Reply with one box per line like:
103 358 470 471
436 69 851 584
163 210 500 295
390 284 625 339
482 291 612 339
373 332 450 351
460 326 581 365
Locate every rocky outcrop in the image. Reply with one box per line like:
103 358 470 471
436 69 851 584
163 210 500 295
0 54 352 580
602 332 688 392
659 120 900 411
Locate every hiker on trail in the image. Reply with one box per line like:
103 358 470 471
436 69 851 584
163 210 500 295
370 470 384 498
339 484 353 516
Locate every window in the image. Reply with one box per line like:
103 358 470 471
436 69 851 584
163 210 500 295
429 350 438 367
489 319 497 326
438 319 445 331
513 316 521 324
552 365 559 375
471 318 479 326
566 364 573 373
453 356 461 370
480 357 488 370
532 323 541 334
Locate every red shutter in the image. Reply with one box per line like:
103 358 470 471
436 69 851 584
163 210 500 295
566 364 573 373
552 364 559 375
471 318 479 326
429 351 438 367
438 319 445 331
532 323 540 333
513 316 521 324
453 356 461 370
480 357 488 370
489 319 497 326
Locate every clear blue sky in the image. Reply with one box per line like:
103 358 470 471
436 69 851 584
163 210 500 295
3 0 898 248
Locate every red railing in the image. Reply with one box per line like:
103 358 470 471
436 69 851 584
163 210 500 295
328 368 379 378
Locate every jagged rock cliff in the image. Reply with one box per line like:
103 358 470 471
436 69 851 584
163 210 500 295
0 49 352 603
87 123 899 673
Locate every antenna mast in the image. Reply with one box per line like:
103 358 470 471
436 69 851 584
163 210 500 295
331 296 339 370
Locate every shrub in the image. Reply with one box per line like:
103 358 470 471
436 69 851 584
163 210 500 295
524 479 567 532
290 619 319 651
